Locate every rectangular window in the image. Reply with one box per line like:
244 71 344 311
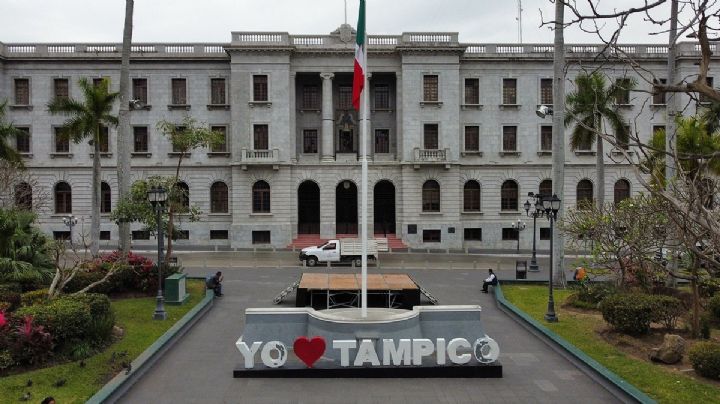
132 230 150 240
16 127 30 153
253 75 268 102
93 77 106 88
132 78 148 104
302 85 320 109
617 125 630 150
14 78 29 105
302 129 318 153
653 125 665 138
540 228 551 240
252 230 271 244
653 78 667 105
615 78 632 104
175 230 190 240
210 78 226 105
464 126 479 152
253 124 269 150
99 125 109 153
338 86 353 109
464 228 482 241
423 75 439 102
54 127 69 153
502 228 519 241
540 126 553 151
171 78 187 104
502 126 517 151
54 78 69 100
210 230 229 240
502 78 517 105
464 78 479 105
211 126 227 153
53 231 71 241
100 231 111 241
172 126 186 153
540 78 553 105
133 126 148 153
423 124 438 150
375 129 389 153
374 84 390 109
700 77 714 103
422 229 441 243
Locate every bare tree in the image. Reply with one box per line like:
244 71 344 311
0 161 50 211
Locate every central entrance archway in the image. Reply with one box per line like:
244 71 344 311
374 180 396 235
298 181 320 234
336 180 358 234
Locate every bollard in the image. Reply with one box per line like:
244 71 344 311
425 260 429 270
473 260 477 270
214 245 218 252
449 260 453 270
446 248 450 254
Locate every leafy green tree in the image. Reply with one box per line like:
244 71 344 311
0 208 54 283
0 100 23 166
48 78 119 257
565 72 635 207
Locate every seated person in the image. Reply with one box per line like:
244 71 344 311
206 271 224 297
482 269 498 293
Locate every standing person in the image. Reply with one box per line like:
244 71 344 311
482 269 498 293
206 271 224 297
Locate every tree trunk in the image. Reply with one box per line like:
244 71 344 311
665 0 679 288
91 126 101 256
595 114 605 208
117 0 134 254
165 153 184 263
551 0 567 286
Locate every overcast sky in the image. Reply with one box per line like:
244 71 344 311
0 0 675 44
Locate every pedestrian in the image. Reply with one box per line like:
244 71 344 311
573 266 587 282
41 397 56 404
206 271 224 297
482 269 498 293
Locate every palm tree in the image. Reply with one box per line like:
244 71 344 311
0 100 23 165
117 0 135 253
565 72 635 207
699 101 720 134
48 78 119 256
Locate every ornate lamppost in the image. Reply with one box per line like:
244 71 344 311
543 193 561 322
62 215 78 246
147 185 168 321
511 219 526 253
524 193 545 272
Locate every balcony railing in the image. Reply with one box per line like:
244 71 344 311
241 148 279 163
413 148 448 162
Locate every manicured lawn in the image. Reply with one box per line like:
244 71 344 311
0 279 207 404
502 284 720 404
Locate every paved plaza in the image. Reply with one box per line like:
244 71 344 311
120 257 627 404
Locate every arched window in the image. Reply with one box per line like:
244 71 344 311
55 182 72 213
101 182 111 213
614 179 630 205
577 179 594 209
14 182 32 210
176 182 190 210
539 179 552 198
501 180 518 211
463 180 481 211
252 181 271 213
210 181 229 213
422 180 440 212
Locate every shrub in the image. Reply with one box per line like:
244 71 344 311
689 342 720 380
709 295 720 321
649 295 685 330
63 271 111 294
20 288 49 306
600 294 655 335
9 315 53 365
0 284 22 312
16 298 91 348
69 293 114 343
0 349 13 370
577 282 617 305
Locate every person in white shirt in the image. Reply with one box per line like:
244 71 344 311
482 269 498 293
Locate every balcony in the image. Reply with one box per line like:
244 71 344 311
412 148 450 169
240 148 279 170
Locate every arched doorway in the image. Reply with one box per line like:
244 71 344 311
336 180 358 234
374 180 396 235
298 181 320 234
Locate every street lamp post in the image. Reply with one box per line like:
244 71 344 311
524 193 544 272
543 193 561 322
511 219 526 253
62 215 78 246
147 186 168 321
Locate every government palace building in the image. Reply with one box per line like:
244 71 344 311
0 25 713 250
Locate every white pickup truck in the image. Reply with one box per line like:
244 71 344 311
299 239 378 267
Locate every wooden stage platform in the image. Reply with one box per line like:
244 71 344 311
295 273 421 310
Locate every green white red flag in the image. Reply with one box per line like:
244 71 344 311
352 0 366 111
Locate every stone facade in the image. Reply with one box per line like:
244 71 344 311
0 28 714 250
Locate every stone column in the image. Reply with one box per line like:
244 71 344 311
320 73 335 162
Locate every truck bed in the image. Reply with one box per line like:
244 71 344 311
339 238 378 256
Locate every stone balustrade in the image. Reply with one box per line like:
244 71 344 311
413 148 448 162
241 148 280 163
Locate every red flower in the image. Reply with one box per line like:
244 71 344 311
20 316 34 338
0 311 7 328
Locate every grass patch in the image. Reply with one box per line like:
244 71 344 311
502 284 720 404
0 279 207 404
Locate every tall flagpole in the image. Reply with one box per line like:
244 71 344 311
360 1 369 318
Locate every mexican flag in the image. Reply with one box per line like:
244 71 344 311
352 0 366 111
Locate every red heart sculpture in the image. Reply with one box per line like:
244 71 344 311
293 336 326 368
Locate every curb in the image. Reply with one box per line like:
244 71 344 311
87 277 215 404
494 283 656 404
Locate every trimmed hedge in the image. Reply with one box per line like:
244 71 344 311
650 295 685 330
600 294 655 335
709 295 720 321
20 288 49 307
689 342 720 380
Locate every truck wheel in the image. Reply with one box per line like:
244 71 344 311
307 256 318 267
354 258 362 267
